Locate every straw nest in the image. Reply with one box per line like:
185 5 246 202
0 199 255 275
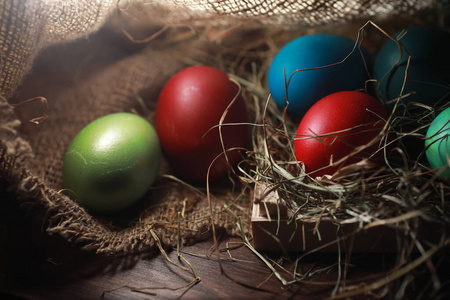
195 18 450 298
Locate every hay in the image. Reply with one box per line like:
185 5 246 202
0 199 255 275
230 20 450 298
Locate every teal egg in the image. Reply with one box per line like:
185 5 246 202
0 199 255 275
425 107 450 178
63 113 161 214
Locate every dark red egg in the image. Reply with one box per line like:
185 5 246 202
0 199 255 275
155 65 248 182
294 91 389 177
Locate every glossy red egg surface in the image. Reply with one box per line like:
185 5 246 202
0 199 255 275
294 91 389 177
155 65 248 182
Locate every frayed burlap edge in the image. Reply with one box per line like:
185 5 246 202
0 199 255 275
1 95 249 256
0 140 249 256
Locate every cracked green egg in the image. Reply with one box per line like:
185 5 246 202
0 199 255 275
63 112 161 214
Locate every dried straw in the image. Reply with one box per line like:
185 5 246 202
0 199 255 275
216 20 450 298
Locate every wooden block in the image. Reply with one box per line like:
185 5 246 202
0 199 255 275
251 184 399 253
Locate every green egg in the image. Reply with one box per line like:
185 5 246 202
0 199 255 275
425 107 450 179
63 112 161 214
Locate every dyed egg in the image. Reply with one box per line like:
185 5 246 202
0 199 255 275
425 107 450 178
374 27 450 107
63 113 161 214
294 91 389 177
268 34 370 118
155 65 248 182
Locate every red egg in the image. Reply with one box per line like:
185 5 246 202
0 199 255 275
155 65 248 182
294 91 389 177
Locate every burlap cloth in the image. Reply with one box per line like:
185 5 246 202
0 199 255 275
0 0 443 256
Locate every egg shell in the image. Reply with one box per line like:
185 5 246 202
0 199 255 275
268 34 370 118
63 112 161 214
294 91 389 177
155 65 248 182
374 27 450 107
425 107 450 178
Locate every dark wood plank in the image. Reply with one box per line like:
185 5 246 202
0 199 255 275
1 180 447 300
0 181 329 299
0 186 339 299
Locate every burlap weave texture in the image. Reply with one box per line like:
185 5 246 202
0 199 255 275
0 0 442 255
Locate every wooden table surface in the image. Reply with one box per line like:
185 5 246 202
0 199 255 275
0 180 446 300
0 194 332 300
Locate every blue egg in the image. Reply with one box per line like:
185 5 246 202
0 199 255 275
374 27 450 107
267 34 370 117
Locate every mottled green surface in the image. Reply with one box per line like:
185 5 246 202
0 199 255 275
63 113 161 213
